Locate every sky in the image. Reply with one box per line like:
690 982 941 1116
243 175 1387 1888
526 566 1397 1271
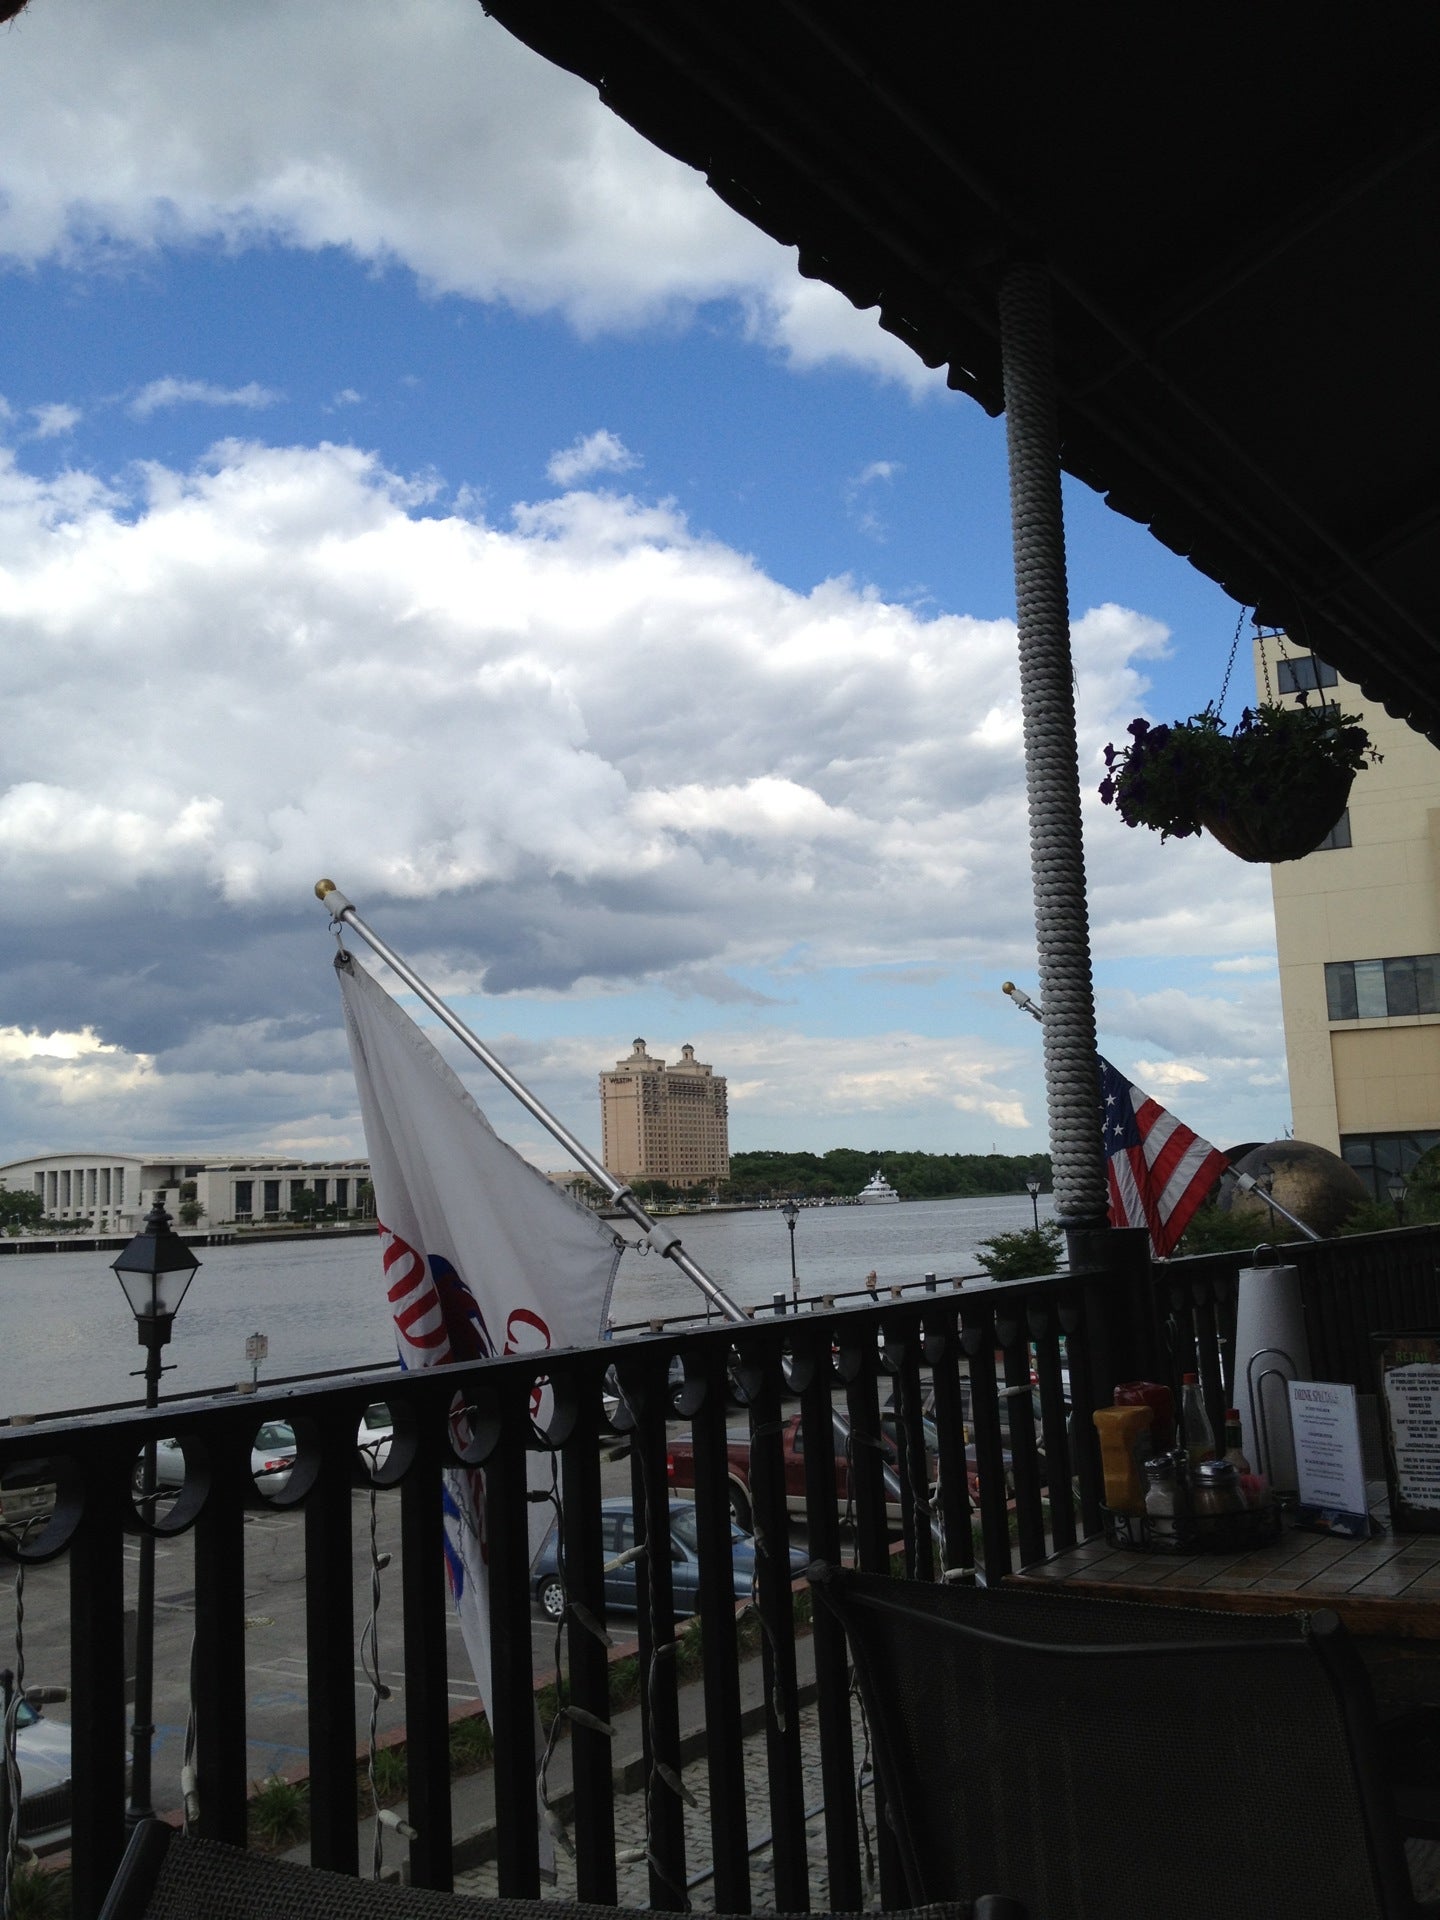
0 0 1289 1173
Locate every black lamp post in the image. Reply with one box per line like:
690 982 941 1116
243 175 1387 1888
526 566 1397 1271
1025 1173 1041 1232
112 1193 200 1827
1387 1172 1408 1225
780 1198 800 1308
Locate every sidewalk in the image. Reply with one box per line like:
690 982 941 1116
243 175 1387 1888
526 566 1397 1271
283 1631 875 1909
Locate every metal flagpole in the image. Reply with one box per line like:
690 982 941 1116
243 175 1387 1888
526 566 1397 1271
1002 980 1321 1243
316 880 749 1324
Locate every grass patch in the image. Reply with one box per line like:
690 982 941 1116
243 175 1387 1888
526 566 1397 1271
449 1712 494 1774
5 1863 69 1920
248 1774 310 1851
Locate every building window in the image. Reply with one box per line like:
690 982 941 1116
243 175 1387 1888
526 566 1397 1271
336 1178 349 1209
263 1179 280 1217
1342 1131 1440 1202
234 1180 253 1216
1313 810 1351 851
313 1179 328 1206
1326 954 1440 1021
1277 654 1338 694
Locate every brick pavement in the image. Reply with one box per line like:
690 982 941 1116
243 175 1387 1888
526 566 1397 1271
453 1692 876 1911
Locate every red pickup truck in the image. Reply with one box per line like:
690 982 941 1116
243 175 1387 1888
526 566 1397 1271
665 1408 945 1531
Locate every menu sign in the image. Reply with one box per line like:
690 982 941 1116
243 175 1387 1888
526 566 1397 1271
1287 1380 1370 1538
1374 1334 1440 1533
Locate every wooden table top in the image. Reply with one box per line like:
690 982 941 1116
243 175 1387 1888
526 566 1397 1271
1013 1503 1440 1639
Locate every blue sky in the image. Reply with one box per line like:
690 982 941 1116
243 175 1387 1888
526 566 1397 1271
0 0 1286 1168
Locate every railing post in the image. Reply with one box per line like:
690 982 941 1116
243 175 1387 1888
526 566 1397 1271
304 1416 359 1873
400 1400 453 1890
687 1341 751 1912
68 1457 129 1920
1071 1224 1158 1404
192 1427 250 1847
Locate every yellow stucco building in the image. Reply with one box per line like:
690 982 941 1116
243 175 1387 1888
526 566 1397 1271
1268 638 1440 1198
599 1038 730 1191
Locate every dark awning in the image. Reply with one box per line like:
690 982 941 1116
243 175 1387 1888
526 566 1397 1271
482 3 1440 738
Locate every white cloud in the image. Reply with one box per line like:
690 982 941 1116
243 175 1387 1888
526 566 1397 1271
0 440 1271 966
1213 954 1276 975
546 429 639 488
1131 1058 1209 1090
30 402 80 439
129 378 282 420
0 436 1281 1151
715 1029 1031 1131
0 0 932 389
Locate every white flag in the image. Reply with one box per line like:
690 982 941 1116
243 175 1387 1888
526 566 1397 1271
335 949 621 1769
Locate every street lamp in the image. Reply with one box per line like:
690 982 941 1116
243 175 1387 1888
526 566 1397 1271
1387 1172 1408 1225
1025 1173 1041 1232
780 1198 800 1308
112 1193 200 1826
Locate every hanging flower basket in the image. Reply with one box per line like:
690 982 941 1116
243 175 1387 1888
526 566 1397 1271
1099 702 1379 865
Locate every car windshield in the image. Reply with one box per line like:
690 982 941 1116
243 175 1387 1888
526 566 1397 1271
15 1699 38 1730
255 1422 295 1450
669 1504 701 1552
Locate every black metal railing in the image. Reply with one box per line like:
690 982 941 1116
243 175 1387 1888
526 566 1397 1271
0 1264 1120 1917
9 1226 1438 1915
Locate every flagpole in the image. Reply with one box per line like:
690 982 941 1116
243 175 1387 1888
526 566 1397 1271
316 880 750 1324
1002 979 1321 1243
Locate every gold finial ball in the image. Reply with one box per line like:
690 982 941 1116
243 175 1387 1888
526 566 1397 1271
1001 980 1016 994
315 878 336 901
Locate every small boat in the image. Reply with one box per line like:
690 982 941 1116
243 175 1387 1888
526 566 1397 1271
857 1169 900 1204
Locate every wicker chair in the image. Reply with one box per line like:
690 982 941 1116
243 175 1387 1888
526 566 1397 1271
813 1566 1433 1920
98 1820 1030 1920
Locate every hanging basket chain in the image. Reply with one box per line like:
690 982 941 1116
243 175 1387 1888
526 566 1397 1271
1213 607 1252 722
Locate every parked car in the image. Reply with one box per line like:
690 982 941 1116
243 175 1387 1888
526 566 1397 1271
356 1402 394 1474
146 1420 298 1496
666 1407 939 1531
11 1691 74 1854
0 1458 56 1542
531 1496 808 1622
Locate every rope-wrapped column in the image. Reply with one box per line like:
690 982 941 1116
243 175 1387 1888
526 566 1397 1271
1000 263 1109 1239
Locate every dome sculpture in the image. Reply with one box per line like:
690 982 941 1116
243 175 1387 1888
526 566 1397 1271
1220 1139 1368 1240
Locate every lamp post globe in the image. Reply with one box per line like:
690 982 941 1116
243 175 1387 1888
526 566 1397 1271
1024 1173 1041 1233
111 1192 201 1828
780 1198 800 1308
1387 1172 1408 1225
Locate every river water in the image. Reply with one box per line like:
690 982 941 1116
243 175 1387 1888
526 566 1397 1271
0 1191 1054 1417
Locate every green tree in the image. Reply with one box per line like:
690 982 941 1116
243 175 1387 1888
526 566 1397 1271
289 1184 319 1222
178 1199 206 1227
974 1222 1063 1282
1172 1202 1271 1256
0 1185 44 1233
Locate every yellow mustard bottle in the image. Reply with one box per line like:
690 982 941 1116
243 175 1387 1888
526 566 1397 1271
1093 1405 1155 1515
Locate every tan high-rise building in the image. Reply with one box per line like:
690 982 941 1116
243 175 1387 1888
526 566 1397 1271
1268 637 1440 1199
599 1039 730 1190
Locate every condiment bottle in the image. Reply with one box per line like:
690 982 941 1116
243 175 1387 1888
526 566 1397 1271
1093 1405 1154 1514
1222 1409 1252 1475
1180 1372 1216 1464
1113 1380 1176 1452
1143 1455 1178 1518
1192 1458 1246 1518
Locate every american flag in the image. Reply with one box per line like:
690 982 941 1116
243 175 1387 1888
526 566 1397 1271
1099 1057 1228 1257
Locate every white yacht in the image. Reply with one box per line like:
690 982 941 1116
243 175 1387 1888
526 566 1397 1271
857 1168 900 1204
